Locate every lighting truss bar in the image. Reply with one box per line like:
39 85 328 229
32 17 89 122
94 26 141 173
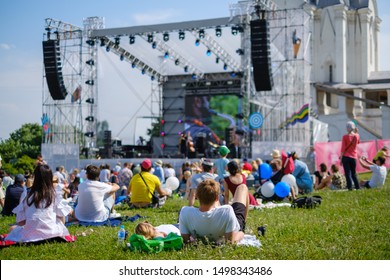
90 17 240 38
102 36 163 80
141 35 204 78
44 18 83 39
229 0 278 18
191 30 242 72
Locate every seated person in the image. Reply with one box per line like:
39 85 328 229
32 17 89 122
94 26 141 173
179 179 249 244
135 221 180 239
269 159 284 185
315 164 346 190
2 174 26 216
291 153 313 193
128 159 169 208
74 165 119 222
314 163 331 189
373 146 389 161
5 164 72 243
359 156 387 188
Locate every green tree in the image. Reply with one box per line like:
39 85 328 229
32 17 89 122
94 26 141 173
96 120 109 147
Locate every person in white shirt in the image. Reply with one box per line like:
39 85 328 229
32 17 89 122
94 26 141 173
75 165 119 222
359 156 387 188
179 178 249 244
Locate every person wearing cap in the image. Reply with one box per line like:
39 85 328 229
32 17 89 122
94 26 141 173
270 149 281 160
188 159 218 206
340 121 360 190
153 160 165 184
74 165 120 222
1 174 26 216
128 159 170 208
215 145 230 185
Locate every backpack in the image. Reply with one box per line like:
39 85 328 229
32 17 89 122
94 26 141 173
291 196 322 209
129 232 183 253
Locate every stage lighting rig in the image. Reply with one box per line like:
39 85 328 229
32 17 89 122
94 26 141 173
147 34 154 43
178 31 185 40
215 27 222 37
163 33 169 42
129 35 135 44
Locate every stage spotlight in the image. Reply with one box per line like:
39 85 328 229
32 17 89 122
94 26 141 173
163 33 169 42
236 49 244 55
216 57 220 64
147 34 154 43
85 80 94 85
161 132 165 137
223 64 228 70
152 42 157 49
175 59 180 65
206 49 212 56
161 143 165 149
198 29 205 39
106 46 110 52
195 39 200 46
86 59 95 66
164 52 169 59
151 75 155 81
230 72 236 77
141 68 146 75
129 35 135 44
86 39 95 46
86 98 94 104
84 132 94 137
131 62 136 68
114 37 120 46
216 27 222 37
231 26 238 35
85 116 94 122
100 38 106 47
120 54 124 61
178 31 185 40
192 74 197 80
184 66 189 72
178 119 183 123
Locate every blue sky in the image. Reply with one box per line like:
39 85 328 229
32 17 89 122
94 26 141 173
0 0 389 145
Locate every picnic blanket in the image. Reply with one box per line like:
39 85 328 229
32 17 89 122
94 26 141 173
65 214 146 227
0 234 76 248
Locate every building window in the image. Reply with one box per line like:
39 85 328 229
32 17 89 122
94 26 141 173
366 91 387 109
329 65 333 83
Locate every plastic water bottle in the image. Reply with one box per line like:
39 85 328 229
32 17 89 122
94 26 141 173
117 225 126 245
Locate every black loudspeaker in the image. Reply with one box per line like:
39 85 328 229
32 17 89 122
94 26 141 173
225 127 235 146
43 40 68 100
251 19 273 91
103 130 112 145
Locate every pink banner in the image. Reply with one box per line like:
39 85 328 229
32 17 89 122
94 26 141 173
314 140 378 174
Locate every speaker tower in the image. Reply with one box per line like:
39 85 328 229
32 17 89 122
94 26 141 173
250 19 273 91
42 40 68 100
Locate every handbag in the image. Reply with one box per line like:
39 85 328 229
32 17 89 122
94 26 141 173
139 172 160 207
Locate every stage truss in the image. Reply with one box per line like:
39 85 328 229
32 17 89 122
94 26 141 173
42 0 313 158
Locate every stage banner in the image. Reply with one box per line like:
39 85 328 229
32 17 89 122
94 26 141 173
376 139 390 169
314 140 377 173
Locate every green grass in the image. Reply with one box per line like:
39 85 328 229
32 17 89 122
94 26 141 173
1 172 389 260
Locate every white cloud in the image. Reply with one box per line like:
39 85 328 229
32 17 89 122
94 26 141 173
132 9 179 25
0 43 14 50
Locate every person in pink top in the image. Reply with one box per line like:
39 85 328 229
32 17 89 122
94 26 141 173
340 121 360 190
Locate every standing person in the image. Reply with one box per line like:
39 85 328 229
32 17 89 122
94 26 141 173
340 121 360 190
358 156 387 188
188 159 218 206
5 164 72 243
214 145 230 185
1 174 26 216
179 179 249 244
74 165 119 222
128 159 170 208
179 132 188 158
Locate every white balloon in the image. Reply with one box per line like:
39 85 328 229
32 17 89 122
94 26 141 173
282 174 298 194
261 181 275 198
165 176 180 190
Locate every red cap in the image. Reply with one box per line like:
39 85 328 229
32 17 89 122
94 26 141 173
141 159 152 170
242 162 252 172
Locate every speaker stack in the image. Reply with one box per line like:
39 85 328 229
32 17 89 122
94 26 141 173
42 40 68 100
103 130 112 158
250 19 273 91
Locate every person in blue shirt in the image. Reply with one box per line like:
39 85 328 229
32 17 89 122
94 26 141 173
291 152 313 193
153 160 165 184
214 145 230 186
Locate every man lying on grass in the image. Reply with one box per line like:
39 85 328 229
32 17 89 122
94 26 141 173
179 179 249 244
